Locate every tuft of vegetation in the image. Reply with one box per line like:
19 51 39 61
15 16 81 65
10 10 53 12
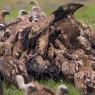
4 80 80 95
40 80 80 95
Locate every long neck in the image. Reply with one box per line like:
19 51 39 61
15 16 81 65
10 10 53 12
82 57 90 66
18 81 25 89
56 88 61 95
0 14 5 24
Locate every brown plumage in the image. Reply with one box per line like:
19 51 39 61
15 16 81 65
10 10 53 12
76 36 91 51
4 32 18 55
28 3 84 58
0 42 5 56
84 30 95 49
69 49 84 60
35 28 49 57
0 55 16 62
15 3 83 41
1 3 95 94
53 3 84 49
59 58 82 81
56 18 80 49
13 32 25 58
74 54 95 95
78 23 95 49
13 14 54 56
0 58 29 87
26 55 49 78
4 18 21 36
4 10 29 36
13 40 24 58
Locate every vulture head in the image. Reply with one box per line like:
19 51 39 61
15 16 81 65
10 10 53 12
62 3 84 15
29 5 45 22
1 10 9 17
53 3 84 23
32 6 41 12
29 0 46 21
18 10 28 16
56 85 69 95
32 6 46 17
30 0 41 16
0 24 5 30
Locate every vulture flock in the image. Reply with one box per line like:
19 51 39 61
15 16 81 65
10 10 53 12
0 1 95 95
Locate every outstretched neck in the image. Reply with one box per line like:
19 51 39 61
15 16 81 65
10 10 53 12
17 80 26 89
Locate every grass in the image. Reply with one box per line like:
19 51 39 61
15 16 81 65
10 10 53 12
2 2 95 95
75 4 95 30
4 80 79 95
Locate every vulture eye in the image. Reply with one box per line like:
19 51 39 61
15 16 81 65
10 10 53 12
34 19 39 22
32 18 39 23
70 6 74 10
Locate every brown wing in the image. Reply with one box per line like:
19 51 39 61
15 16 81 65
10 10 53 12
29 81 55 95
0 57 29 87
42 87 55 95
5 18 22 35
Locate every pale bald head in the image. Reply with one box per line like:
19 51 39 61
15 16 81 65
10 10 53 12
32 6 41 11
1 10 9 16
30 6 46 21
31 6 42 16
56 84 69 95
16 75 35 89
0 24 5 27
0 24 5 30
18 10 28 16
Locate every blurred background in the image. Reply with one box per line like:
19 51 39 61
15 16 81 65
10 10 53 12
0 0 95 11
